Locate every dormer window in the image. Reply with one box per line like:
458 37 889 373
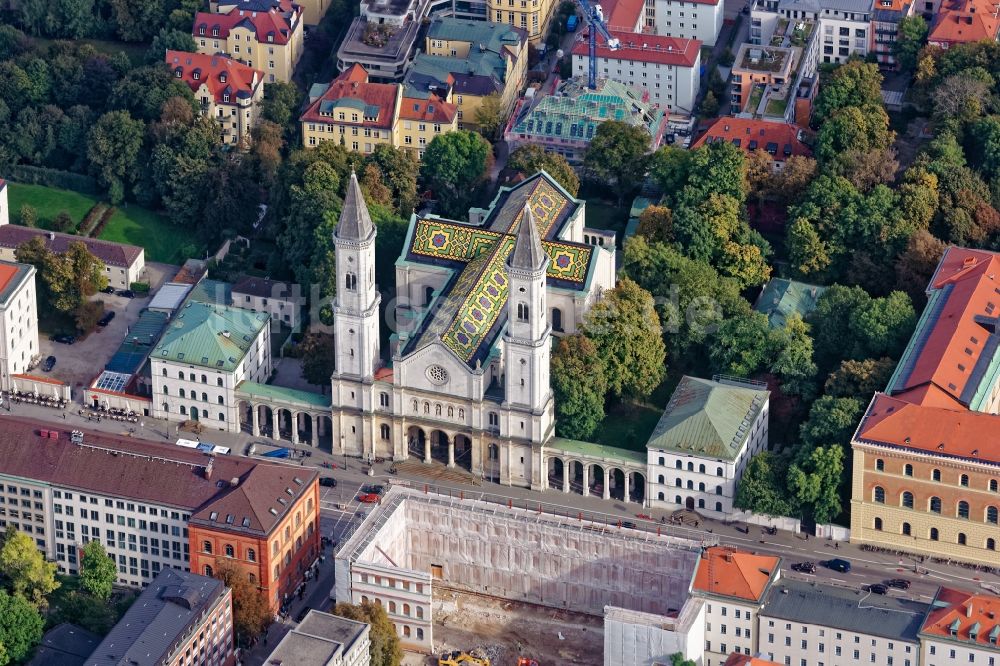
193 70 200 80
220 72 228 83
174 68 183 78
199 26 206 36
224 93 230 103
268 32 274 42
212 26 220 37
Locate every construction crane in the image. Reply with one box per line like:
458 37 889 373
576 0 620 89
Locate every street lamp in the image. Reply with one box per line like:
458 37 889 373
341 435 347 471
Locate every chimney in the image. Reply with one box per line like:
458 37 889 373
47 231 55 240
968 603 974 617
222 330 231 338
230 477 239 487
204 458 214 480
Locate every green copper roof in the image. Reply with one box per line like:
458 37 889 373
236 382 331 408
549 438 646 464
426 17 525 50
153 301 269 372
646 376 769 461
753 278 826 329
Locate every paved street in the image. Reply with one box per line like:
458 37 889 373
6 401 1000 639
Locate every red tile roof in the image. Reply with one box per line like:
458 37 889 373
724 655 782 666
398 96 457 123
0 263 19 296
193 1 301 46
691 118 811 159
929 0 1000 46
0 225 143 268
601 0 645 30
165 50 262 105
691 546 780 602
299 65 399 130
572 31 702 67
920 587 1000 647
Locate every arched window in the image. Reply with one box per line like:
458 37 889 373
489 412 498 426
381 424 390 440
698 498 705 509
675 460 682 469
716 485 723 495
675 495 682 504
179 388 186 398
658 492 665 500
218 396 224 404
217 377 223 387
698 482 705 492
930 496 942 513
717 467 723 476
202 409 207 418
274 565 280 579
203 541 212 554
204 565 213 576
991 479 998 492
961 474 970 487
874 517 883 530
988 506 999 524
424 285 434 304
715 502 722 512
346 272 357 291
179 371 185 380
958 532 967 545
416 606 424 619
699 464 706 474
675 478 682 487
380 392 390 407
162 402 169 412
247 548 256 562
552 308 563 331
875 459 884 471
902 522 911 536
687 462 694 472
296 536 302 550
658 475 664 484
873 487 885 503
517 303 529 322
403 603 410 616
307 499 313 513
272 542 278 556
930 527 939 541
162 368 167 376
180 406 187 415
988 538 997 551
958 500 970 519
389 601 397 613
904 464 913 476
403 626 411 638
932 469 941 481
295 512 301 527
901 491 914 508
658 456 665 466
225 544 234 557
201 392 208 402
201 374 207 383
686 480 694 490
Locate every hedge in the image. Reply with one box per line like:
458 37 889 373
7 165 100 195
88 206 117 238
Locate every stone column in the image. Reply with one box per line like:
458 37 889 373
423 434 431 464
447 436 455 468
603 468 611 500
504 444 512 486
312 415 320 447
582 464 589 496
562 461 570 493
251 405 260 437
625 472 632 502
291 413 300 445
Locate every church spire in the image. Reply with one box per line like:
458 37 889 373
508 204 546 272
336 169 374 241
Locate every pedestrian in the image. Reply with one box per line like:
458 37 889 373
835 542 839 549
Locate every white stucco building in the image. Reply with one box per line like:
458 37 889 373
232 276 303 331
652 0 725 46
0 261 37 390
646 376 770 517
150 301 272 431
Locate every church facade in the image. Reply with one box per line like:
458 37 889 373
327 170 616 489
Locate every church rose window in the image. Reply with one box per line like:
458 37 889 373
426 365 449 385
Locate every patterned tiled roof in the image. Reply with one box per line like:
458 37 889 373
402 172 594 366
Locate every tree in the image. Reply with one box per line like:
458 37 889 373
87 110 144 203
52 210 74 232
635 204 673 243
812 60 883 122
79 541 117 602
18 204 36 228
474 93 505 139
850 290 916 360
74 300 105 333
506 144 580 196
719 240 771 289
299 333 336 387
334 601 403 666
584 121 652 204
772 155 817 204
420 131 493 219
824 357 896 399
212 559 272 644
0 528 59 607
735 452 794 516
0 590 43 663
815 105 893 168
799 395 863 451
582 277 666 400
109 0 166 41
669 654 697 666
146 28 197 64
894 16 928 72
931 70 993 133
894 230 946 306
788 444 845 523
709 311 776 377
365 144 420 214
699 90 720 116
807 284 871 372
552 335 607 440
673 192 741 263
770 314 818 399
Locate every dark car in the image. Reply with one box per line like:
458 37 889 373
885 578 911 590
101 285 115 294
621 521 637 529
97 311 116 327
51 334 76 345
362 484 385 495
117 289 135 299
295 606 311 623
864 583 889 595
41 356 56 372
826 558 852 573
319 477 337 488
791 562 816 574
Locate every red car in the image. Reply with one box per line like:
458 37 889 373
358 493 380 503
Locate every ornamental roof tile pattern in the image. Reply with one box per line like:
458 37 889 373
692 547 780 602
165 50 262 104
153 301 269 372
646 376 769 461
402 172 594 367
919 587 1000 648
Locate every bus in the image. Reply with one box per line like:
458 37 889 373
175 438 231 456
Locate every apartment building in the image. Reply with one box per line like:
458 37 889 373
404 19 527 131
928 0 1000 48
645 0 725 45
301 64 458 159
216 0 329 26
193 0 304 83
166 51 264 146
487 0 557 41
758 579 926 666
0 261 37 391
86 568 235 666
150 302 272 433
232 276 302 330
920 587 1000 666
570 32 702 113
646 376 770 517
728 43 800 117
690 547 781 666
850 247 1000 566
266 610 372 666
691 118 811 169
871 0 914 69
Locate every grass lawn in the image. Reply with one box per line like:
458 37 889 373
100 205 200 265
7 183 99 229
765 97 789 116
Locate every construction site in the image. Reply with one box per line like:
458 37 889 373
334 487 710 665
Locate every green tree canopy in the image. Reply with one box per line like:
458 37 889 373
334 601 403 666
473 93 505 139
734 451 795 517
799 395 864 450
582 277 666 400
635 204 673 243
506 144 580 196
552 334 607 440
299 333 336 387
80 541 117 602
708 311 776 378
0 528 59 607
584 120 652 204
87 110 144 203
420 130 493 218
212 559 272 644
812 60 884 122
788 444 845 523
146 28 197 64
824 357 896 399
770 313 818 399
0 590 43 663
894 16 927 72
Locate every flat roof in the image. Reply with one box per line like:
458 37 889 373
0 261 33 305
236 381 331 409
147 282 193 312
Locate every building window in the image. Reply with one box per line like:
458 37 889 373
902 522 911 536
904 464 913 476
929 497 942 513
203 541 212 554
874 517 883 530
958 532 967 545
987 506 998 524
381 424 390 440
988 538 996 550
873 487 885 503
901 491 913 508
930 527 939 541
958 501 970 519
247 548 256 562
204 564 213 576
960 474 970 487
932 469 941 481
875 459 884 471
225 544 234 557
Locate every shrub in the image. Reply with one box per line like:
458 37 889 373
89 206 117 238
19 204 37 227
78 204 107 236
52 210 75 233
75 300 105 333
9 165 99 194
129 282 151 293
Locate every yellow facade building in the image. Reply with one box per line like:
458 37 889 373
193 0 304 83
215 0 331 26
488 0 556 41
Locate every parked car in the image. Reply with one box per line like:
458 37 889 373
362 484 385 495
101 285 115 294
295 606 311 623
826 558 852 573
791 562 816 574
864 583 889 595
41 356 56 372
117 289 135 298
51 334 76 345
885 578 911 590
97 311 116 327
621 521 637 529
319 477 337 488
358 493 380 503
